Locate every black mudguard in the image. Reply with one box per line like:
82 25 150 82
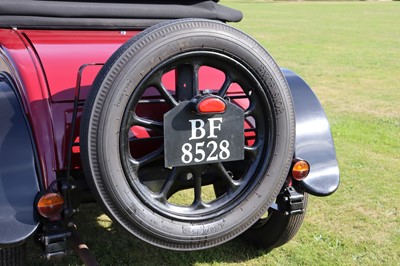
0 75 40 247
282 69 340 196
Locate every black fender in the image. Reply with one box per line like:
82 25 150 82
0 74 40 247
282 68 340 196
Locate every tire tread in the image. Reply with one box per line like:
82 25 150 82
0 244 26 266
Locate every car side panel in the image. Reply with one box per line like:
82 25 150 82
283 68 340 196
0 29 57 188
0 75 40 247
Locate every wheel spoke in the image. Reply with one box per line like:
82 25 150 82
245 144 260 160
156 168 179 202
214 163 240 191
127 157 139 174
175 63 199 101
137 146 164 167
244 100 257 116
193 172 203 208
154 82 178 107
218 75 232 97
131 114 163 131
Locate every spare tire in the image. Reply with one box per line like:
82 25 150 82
80 19 295 250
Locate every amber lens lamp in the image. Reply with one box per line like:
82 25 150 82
291 159 310 181
37 192 65 218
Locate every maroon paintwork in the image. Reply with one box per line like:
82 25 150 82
0 28 246 188
0 29 138 187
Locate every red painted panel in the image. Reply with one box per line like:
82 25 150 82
0 29 138 185
23 30 138 102
0 29 56 187
1 28 251 181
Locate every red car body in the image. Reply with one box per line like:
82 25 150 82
0 1 339 264
0 29 139 186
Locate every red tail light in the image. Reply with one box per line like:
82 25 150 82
198 97 226 113
191 95 227 114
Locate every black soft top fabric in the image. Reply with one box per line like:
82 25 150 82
0 0 242 29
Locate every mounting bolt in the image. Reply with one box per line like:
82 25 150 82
186 173 193 180
283 196 289 202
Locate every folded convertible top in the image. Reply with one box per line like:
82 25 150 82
0 0 243 29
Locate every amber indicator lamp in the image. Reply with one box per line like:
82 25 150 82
291 159 310 181
37 192 65 218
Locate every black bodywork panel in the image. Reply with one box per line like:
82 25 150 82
283 68 340 196
0 75 40 247
0 0 242 29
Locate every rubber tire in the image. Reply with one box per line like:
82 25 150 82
242 192 308 251
0 244 26 266
80 19 295 250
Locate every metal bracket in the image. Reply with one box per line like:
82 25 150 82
284 187 305 215
64 63 104 220
270 186 305 215
38 228 71 260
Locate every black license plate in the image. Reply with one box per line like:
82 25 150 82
164 101 244 168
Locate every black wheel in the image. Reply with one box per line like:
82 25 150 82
242 189 308 251
0 244 26 266
80 19 295 250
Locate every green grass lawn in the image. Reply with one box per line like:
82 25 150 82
27 1 400 265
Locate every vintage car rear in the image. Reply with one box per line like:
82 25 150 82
0 1 339 265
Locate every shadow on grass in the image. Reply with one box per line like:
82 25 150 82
27 203 267 266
